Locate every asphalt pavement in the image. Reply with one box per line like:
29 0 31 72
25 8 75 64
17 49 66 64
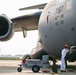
0 60 76 75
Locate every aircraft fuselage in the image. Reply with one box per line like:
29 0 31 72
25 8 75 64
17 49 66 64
38 0 76 59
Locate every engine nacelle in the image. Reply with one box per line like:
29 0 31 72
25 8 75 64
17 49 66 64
0 14 14 41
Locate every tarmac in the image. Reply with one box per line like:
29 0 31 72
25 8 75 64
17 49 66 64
0 60 76 75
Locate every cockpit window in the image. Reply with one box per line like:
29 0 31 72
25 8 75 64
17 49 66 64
66 0 72 10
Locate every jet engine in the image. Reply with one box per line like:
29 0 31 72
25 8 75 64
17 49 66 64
0 14 14 41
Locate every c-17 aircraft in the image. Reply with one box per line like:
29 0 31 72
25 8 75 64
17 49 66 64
0 0 76 64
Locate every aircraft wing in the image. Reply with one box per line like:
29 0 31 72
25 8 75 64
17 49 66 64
11 11 41 32
0 3 46 41
11 3 47 32
19 3 47 10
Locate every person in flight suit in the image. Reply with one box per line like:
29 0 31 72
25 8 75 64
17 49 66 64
60 44 69 72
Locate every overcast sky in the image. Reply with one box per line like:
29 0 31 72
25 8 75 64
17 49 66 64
0 0 51 56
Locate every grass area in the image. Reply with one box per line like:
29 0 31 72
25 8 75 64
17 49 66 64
0 57 21 60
